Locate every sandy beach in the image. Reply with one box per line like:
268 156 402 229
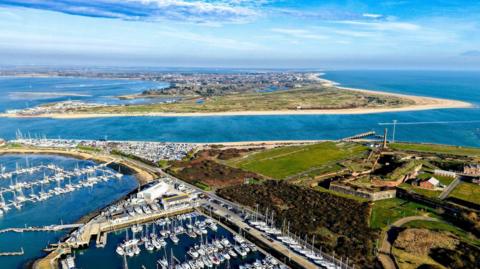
0 78 472 119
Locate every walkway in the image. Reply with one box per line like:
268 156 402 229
439 177 461 200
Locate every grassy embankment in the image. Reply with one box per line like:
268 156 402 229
80 85 412 114
370 198 439 230
227 141 368 180
449 182 480 205
390 142 480 157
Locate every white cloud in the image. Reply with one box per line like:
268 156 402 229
362 13 383 19
158 28 265 50
0 0 263 25
335 20 420 31
271 28 328 40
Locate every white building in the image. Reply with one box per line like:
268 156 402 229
427 177 440 188
137 181 170 203
161 194 192 210
434 169 456 178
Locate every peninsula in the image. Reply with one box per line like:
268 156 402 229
0 72 471 119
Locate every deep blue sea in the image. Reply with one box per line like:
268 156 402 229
0 155 138 269
0 71 479 146
0 76 168 111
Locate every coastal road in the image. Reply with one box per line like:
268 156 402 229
378 216 439 269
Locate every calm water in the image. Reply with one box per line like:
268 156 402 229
0 71 480 146
0 154 138 269
0 77 168 112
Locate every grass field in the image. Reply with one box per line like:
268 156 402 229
449 182 480 205
81 85 412 114
390 143 480 156
228 142 367 179
370 198 438 229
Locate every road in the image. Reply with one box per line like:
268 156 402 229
377 216 439 269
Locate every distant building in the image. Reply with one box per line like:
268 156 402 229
161 194 192 210
329 183 396 201
434 169 456 178
0 139 5 146
137 181 170 203
419 177 440 189
463 164 480 176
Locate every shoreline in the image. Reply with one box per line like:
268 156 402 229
0 76 473 119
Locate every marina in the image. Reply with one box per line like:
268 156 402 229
74 213 277 269
0 154 138 269
0 159 123 215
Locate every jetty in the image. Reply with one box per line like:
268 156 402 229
0 224 82 234
0 248 24 256
341 131 376 141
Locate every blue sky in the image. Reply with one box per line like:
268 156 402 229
0 0 479 69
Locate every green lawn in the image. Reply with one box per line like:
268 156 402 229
370 198 437 229
229 142 367 179
390 143 480 156
404 220 480 246
449 182 480 205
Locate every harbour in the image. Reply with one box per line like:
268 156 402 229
0 154 138 269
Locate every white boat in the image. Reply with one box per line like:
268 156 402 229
145 239 154 251
116 245 125 256
228 249 237 258
131 224 143 233
188 248 199 258
157 258 168 269
170 234 179 244
234 235 245 244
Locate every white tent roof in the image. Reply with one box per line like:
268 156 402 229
428 177 440 186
